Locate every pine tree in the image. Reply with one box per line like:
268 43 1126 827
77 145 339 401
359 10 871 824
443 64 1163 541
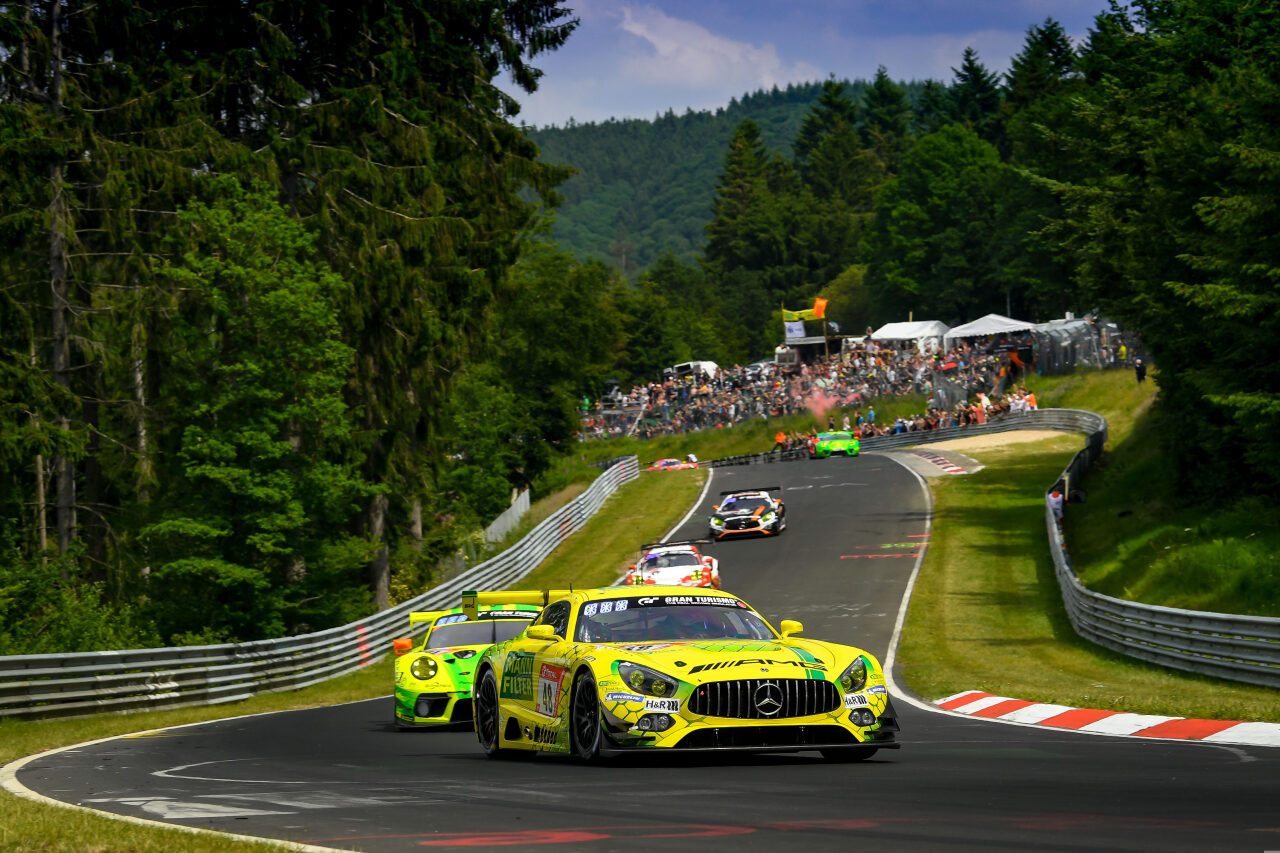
859 66 912 172
951 47 1003 143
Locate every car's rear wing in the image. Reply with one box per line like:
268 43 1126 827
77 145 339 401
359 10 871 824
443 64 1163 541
408 610 445 625
410 605 537 625
640 538 712 551
462 589 568 620
718 485 781 496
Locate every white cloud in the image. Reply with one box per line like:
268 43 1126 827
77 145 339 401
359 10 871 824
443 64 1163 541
616 4 821 91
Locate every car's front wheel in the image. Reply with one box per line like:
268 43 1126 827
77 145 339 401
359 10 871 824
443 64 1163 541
474 668 503 758
570 670 603 762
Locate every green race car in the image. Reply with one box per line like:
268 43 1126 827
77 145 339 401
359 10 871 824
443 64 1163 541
809 431 860 459
392 603 540 728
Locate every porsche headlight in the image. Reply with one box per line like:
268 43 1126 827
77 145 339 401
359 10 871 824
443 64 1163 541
710 517 724 527
838 657 867 693
760 512 776 523
618 662 678 697
410 656 439 681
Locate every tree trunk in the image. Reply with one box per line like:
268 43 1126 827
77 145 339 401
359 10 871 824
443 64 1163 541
132 320 152 504
48 0 75 565
408 498 423 552
368 493 390 610
30 341 48 562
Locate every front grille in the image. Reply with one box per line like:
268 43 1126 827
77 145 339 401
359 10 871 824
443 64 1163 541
689 678 840 719
675 725 855 749
414 695 449 718
723 517 756 530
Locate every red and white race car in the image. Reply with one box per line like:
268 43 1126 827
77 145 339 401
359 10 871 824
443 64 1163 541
621 539 720 588
645 456 700 471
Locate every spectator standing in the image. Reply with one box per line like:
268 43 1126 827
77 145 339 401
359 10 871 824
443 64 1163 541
1135 358 1147 383
1048 489 1065 528
841 413 851 431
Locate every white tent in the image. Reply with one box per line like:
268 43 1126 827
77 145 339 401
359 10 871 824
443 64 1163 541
870 320 950 353
871 320 950 341
944 313 1034 346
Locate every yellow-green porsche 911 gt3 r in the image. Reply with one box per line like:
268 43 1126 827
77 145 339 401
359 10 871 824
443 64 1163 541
466 587 899 761
392 604 540 728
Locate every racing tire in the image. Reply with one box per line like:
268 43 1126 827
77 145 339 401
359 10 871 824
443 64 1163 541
474 667 504 758
821 747 878 762
570 670 604 762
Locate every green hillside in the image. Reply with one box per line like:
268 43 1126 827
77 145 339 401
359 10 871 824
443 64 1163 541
530 81 878 273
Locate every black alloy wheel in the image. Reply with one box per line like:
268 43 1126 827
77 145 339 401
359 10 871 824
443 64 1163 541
475 668 503 758
570 671 603 761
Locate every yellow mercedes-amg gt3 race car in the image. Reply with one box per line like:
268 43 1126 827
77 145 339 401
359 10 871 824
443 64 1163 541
466 586 899 761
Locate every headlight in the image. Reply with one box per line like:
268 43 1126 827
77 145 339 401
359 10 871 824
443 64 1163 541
838 657 867 693
710 517 724 527
760 512 775 523
618 662 678 697
410 656 439 681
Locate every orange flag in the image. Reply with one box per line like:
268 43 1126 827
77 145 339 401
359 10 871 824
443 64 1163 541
812 297 828 319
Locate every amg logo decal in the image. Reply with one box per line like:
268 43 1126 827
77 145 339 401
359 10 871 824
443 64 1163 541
688 658 827 674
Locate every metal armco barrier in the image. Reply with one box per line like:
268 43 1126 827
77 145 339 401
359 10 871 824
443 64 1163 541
713 408 1279 688
1042 419 1280 689
0 457 640 720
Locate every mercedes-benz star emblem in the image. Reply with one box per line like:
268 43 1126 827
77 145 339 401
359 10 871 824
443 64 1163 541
754 681 784 716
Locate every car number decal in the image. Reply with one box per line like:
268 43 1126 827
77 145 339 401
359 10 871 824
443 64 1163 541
536 663 567 716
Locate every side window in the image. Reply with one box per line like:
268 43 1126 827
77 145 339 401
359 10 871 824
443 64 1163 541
535 601 571 639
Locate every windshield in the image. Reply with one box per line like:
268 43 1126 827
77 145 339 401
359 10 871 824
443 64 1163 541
427 618 532 648
638 551 700 570
719 497 770 513
574 597 775 643
818 433 850 441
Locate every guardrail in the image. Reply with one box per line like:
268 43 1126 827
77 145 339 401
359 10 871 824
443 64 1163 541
1043 422 1280 689
711 408 1280 688
0 457 640 720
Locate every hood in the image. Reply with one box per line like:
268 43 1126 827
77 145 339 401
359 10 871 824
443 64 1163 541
598 637 861 683
714 504 768 519
628 565 705 585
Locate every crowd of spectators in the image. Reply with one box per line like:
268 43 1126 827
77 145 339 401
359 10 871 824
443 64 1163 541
579 334 1051 442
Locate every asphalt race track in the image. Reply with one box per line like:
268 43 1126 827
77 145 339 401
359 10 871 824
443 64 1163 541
15 456 1280 851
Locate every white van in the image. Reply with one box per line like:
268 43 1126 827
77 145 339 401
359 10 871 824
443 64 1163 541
672 360 719 380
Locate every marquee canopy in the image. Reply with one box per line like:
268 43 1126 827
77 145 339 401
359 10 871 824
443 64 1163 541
944 313 1034 344
870 320 950 341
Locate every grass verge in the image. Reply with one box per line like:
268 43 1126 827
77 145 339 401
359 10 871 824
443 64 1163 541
895 435 1280 722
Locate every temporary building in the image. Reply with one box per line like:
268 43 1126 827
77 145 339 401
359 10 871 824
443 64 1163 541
943 313 1035 346
870 320 950 352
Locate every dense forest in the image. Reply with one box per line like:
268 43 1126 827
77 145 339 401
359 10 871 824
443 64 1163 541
528 81 883 273
1 0 1276 654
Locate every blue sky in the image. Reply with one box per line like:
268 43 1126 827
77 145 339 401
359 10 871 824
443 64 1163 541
509 0 1112 128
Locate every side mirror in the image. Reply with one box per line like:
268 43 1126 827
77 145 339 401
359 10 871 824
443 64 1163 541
711 504 720 511
779 619 804 638
702 556 714 567
527 624 558 642
392 637 414 656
